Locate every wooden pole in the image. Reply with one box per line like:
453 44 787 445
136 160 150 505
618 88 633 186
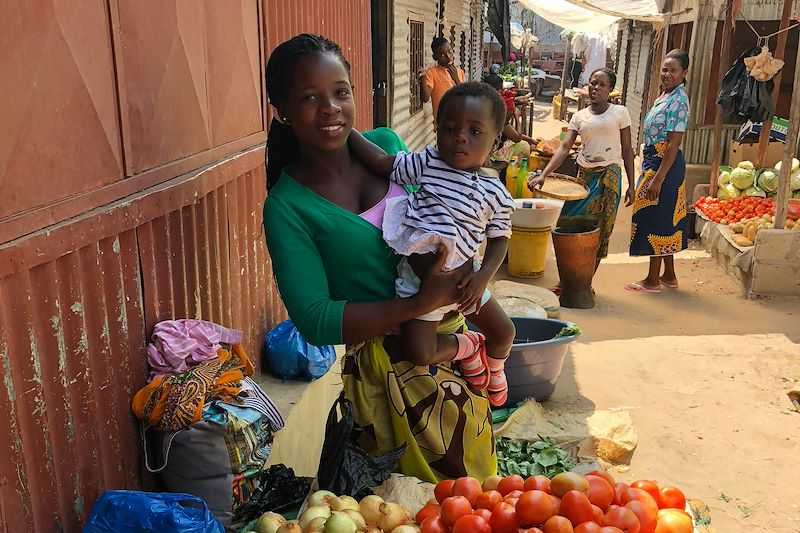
710 1 734 191
774 36 800 229
559 36 572 121
754 0 794 168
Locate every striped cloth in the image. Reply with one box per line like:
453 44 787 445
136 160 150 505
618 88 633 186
385 147 514 271
238 378 285 433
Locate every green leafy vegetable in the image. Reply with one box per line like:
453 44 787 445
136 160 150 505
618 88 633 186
554 326 581 339
496 436 574 478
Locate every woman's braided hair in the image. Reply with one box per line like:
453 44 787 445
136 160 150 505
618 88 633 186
265 34 351 190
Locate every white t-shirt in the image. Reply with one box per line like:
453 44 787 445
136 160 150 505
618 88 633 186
568 104 632 168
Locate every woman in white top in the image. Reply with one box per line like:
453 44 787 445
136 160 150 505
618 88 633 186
529 68 635 294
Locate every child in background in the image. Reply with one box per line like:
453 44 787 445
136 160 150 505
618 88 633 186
350 82 516 407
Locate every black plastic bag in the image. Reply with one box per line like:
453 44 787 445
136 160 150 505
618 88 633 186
233 464 311 524
316 392 407 500
717 47 775 124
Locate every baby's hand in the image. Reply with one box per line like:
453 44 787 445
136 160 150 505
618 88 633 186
457 270 490 314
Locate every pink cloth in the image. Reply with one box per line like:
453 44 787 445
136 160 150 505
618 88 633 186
146 319 244 379
359 182 406 229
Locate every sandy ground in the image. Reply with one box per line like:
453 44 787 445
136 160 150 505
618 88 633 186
505 103 800 532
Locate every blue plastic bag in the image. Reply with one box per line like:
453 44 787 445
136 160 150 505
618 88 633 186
83 491 225 533
265 320 336 381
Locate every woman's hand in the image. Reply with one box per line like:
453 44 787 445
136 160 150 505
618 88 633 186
457 270 491 314
417 245 468 310
625 187 635 206
643 176 663 201
528 170 546 190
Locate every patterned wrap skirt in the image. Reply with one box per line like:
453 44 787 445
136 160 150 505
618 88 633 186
341 315 497 482
630 143 688 257
557 163 622 259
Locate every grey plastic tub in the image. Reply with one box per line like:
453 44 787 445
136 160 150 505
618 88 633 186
503 317 580 405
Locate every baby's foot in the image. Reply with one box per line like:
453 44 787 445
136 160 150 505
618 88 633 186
457 331 490 390
488 368 508 407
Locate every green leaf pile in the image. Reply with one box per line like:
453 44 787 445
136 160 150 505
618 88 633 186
496 436 574 478
554 325 582 339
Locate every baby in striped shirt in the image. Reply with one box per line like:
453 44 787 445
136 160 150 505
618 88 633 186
350 81 516 407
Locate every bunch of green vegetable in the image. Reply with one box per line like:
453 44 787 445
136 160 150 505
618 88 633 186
554 325 581 339
496 436 574 478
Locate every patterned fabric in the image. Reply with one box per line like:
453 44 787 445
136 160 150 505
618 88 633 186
132 344 253 432
557 163 622 259
642 85 690 146
342 316 497 483
630 143 688 257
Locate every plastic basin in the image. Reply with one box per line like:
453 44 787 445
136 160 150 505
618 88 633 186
511 198 564 229
504 317 579 405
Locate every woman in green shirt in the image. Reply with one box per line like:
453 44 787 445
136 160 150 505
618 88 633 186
263 34 496 482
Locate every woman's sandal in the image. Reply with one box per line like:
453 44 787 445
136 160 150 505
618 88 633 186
624 282 661 293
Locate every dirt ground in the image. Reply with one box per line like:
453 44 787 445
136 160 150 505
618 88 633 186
505 104 800 532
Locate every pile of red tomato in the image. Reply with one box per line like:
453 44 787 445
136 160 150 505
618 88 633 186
693 195 775 225
416 472 694 533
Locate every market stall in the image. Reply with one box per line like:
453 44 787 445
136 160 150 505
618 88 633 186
701 0 800 297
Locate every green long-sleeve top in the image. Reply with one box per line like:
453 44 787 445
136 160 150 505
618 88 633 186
263 128 409 346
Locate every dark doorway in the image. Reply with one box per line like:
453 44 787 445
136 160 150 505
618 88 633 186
371 0 391 128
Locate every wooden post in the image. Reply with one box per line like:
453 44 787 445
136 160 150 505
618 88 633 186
710 1 734 191
754 0 794 168
774 36 800 229
559 36 572 121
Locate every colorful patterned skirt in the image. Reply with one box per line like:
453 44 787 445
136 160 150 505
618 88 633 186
630 143 688 257
342 316 496 483
557 163 622 259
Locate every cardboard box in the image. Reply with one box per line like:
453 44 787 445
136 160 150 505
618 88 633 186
727 140 785 168
737 117 789 143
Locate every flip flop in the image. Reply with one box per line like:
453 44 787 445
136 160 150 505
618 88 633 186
659 279 679 288
624 282 661 293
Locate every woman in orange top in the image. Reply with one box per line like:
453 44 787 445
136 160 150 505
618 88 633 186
417 36 464 121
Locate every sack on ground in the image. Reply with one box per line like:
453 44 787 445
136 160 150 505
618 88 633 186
82 491 224 533
144 404 273 528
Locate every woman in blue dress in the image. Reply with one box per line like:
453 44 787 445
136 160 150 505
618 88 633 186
626 49 691 293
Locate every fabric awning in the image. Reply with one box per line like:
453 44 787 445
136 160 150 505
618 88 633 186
518 0 664 34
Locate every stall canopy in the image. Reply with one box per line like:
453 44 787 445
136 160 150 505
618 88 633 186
517 0 664 34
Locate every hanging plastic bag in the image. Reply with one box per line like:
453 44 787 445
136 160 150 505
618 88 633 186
265 320 336 381
717 47 775 123
316 392 407 500
83 491 224 533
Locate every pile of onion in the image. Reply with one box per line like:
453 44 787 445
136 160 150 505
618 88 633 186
253 491 417 533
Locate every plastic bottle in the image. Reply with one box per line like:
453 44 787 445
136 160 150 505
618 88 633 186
516 156 531 199
505 156 519 197
559 126 568 141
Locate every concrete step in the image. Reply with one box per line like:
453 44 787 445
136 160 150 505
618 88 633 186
255 347 344 477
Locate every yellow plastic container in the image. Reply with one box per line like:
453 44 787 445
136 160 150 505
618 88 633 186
508 225 551 278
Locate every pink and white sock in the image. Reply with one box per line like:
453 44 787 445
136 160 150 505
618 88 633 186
453 331 489 390
487 353 509 407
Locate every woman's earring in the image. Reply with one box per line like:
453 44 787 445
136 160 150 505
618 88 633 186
282 117 291 125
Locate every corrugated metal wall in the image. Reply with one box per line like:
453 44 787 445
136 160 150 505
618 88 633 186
0 0 372 530
390 0 479 151
263 0 374 130
392 0 439 150
622 24 653 152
